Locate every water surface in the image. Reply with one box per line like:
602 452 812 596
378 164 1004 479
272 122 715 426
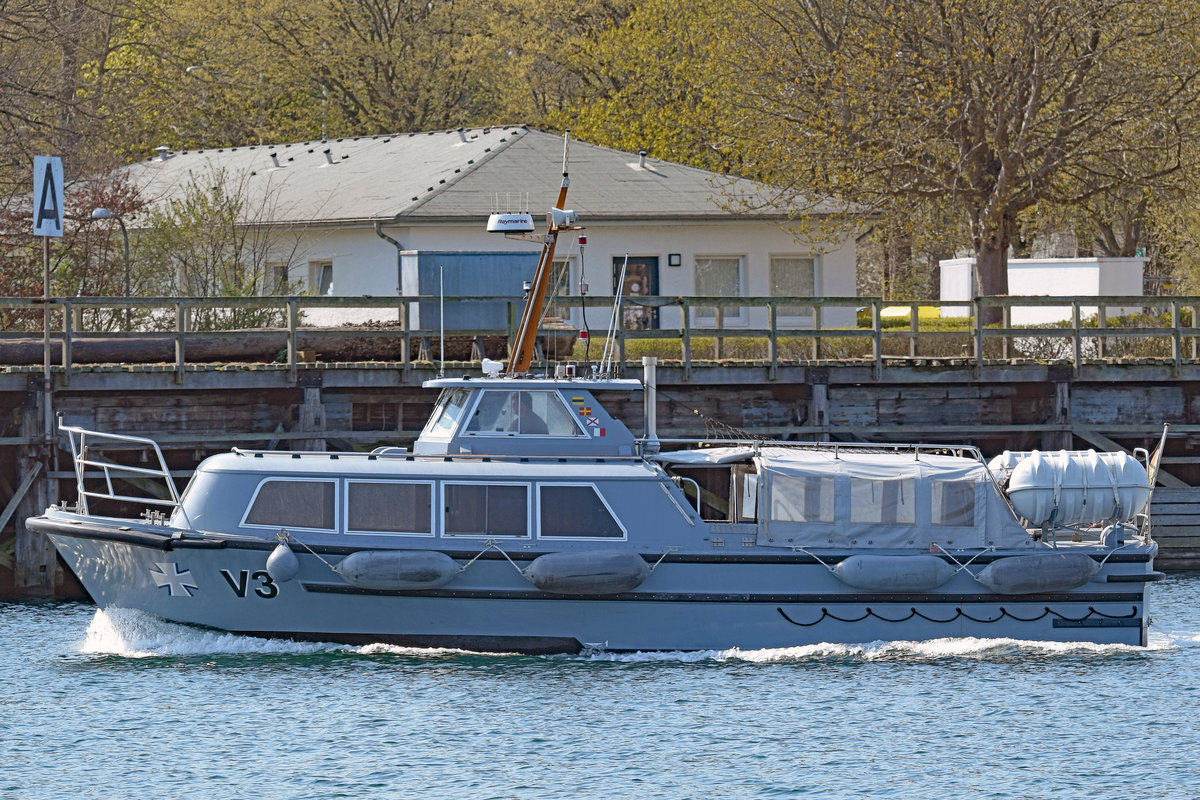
2 576 1198 799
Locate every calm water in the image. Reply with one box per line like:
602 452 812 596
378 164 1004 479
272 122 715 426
2 577 1200 800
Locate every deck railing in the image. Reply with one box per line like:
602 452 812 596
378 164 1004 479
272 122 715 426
1 294 1198 380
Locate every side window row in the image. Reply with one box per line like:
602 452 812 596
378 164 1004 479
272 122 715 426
768 476 976 527
242 479 625 539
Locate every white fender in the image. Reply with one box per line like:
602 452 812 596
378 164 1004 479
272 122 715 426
334 550 459 590
265 542 300 582
832 554 956 592
525 551 649 595
974 553 1099 595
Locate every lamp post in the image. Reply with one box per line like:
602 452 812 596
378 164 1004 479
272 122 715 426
91 208 130 330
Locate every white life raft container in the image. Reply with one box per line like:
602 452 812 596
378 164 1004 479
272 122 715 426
1002 450 1150 527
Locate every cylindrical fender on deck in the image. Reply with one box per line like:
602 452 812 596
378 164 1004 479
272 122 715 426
974 553 1099 595
525 551 650 595
832 554 955 592
334 550 459 590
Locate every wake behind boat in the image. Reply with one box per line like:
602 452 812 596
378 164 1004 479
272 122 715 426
29 137 1165 651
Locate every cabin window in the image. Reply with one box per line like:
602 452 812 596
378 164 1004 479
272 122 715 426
932 480 975 526
538 485 625 538
669 465 758 523
768 474 835 523
347 481 433 535
244 479 336 531
850 478 916 525
464 390 585 437
424 388 472 436
443 483 529 537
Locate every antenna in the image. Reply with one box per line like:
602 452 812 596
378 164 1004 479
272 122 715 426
600 254 629 376
438 264 445 378
579 235 591 366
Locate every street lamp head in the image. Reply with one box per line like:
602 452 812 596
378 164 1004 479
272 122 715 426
91 208 115 220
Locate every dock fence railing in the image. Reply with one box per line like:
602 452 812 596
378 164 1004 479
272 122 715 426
1 294 1198 380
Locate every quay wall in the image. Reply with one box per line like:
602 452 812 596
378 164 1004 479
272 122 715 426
2 359 1199 599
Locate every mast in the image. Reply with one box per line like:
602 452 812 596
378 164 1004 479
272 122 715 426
507 133 574 375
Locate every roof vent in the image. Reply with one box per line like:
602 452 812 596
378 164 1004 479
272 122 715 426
457 127 468 144
154 145 170 161
323 148 334 165
639 149 647 168
269 152 281 168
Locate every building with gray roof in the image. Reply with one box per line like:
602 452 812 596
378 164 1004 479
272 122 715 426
120 125 857 330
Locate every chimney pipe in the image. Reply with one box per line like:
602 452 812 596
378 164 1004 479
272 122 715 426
323 148 334 165
269 152 280 168
642 356 660 454
638 150 647 169
458 127 468 144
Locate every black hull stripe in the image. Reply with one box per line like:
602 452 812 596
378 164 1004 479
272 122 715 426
233 630 585 655
34 520 1160 566
299 582 1146 605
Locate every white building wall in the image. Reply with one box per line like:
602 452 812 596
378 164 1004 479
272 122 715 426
940 257 1146 324
268 219 858 329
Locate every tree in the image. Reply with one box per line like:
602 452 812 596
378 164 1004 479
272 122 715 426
133 168 300 328
721 0 1200 309
554 0 741 171
0 173 143 331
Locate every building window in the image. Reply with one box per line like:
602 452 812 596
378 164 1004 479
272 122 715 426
538 484 625 538
693 256 743 324
770 256 817 319
546 256 577 321
244 479 336 531
267 262 291 295
347 481 433 535
308 260 333 296
443 483 529 537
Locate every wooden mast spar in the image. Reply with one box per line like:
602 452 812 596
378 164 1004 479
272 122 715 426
507 133 576 375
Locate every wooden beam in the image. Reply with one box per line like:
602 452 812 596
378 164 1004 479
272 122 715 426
1074 427 1190 488
0 461 41 532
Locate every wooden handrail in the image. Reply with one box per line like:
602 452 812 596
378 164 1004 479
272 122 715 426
1 294 1197 379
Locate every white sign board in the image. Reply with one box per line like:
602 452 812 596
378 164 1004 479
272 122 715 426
33 156 64 237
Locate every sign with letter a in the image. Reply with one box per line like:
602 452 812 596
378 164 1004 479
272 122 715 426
33 156 64 237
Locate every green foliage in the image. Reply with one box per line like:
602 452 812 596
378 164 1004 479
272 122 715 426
9 0 1200 301
133 170 290 329
553 0 737 171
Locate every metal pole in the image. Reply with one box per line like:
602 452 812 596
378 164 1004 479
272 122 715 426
42 236 53 447
117 216 130 330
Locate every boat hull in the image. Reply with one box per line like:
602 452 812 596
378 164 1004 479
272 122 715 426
38 519 1156 652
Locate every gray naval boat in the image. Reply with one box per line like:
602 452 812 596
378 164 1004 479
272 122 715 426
30 379 1166 651
29 148 1165 652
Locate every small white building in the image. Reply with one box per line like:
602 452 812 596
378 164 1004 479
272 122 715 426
121 126 857 330
940 257 1146 324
